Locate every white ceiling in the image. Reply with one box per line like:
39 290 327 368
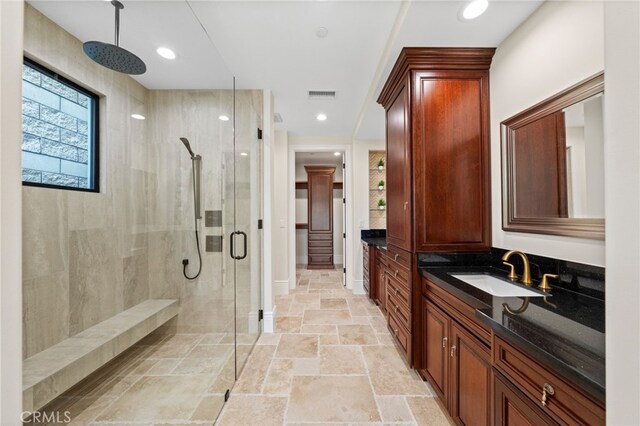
29 0 543 140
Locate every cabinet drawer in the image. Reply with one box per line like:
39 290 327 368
389 313 411 356
494 336 605 426
387 291 410 331
385 276 411 307
387 261 410 288
311 240 333 248
309 246 333 255
309 233 332 241
386 245 411 270
308 254 333 264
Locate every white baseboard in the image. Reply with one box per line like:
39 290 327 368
351 279 366 295
262 306 276 333
274 279 290 296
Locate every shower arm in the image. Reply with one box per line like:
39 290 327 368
112 0 124 47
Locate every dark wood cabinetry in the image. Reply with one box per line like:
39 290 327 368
422 294 491 425
494 336 605 426
375 250 387 311
362 243 374 298
385 84 412 251
377 48 494 253
306 166 335 269
450 322 491 426
494 371 556 426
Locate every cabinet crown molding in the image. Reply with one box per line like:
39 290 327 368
377 47 496 109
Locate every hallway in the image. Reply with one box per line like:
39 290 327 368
217 268 453 425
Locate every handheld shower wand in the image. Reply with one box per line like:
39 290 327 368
180 137 202 280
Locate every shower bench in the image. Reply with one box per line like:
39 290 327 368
22 298 179 412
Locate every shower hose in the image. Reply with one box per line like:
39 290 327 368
183 159 202 280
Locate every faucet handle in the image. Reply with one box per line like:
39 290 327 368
538 273 559 291
503 262 518 280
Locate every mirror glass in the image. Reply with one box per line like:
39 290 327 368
502 72 605 239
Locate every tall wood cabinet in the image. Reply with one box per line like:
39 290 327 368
377 47 494 253
306 166 336 269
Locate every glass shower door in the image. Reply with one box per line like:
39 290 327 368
223 82 263 379
233 87 263 374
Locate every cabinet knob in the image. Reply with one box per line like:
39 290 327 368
395 288 400 295
450 345 457 357
403 201 408 210
395 305 399 312
442 337 448 348
395 270 399 277
541 383 555 406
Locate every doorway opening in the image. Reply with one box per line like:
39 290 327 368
290 148 350 288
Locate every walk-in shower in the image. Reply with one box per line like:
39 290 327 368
180 137 203 280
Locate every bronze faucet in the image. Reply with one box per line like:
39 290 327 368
502 250 532 286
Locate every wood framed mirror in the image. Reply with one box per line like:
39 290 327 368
501 72 605 240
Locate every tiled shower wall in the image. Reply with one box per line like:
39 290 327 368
22 5 262 359
22 5 151 358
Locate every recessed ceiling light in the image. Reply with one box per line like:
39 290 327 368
316 27 329 39
461 0 489 20
156 47 176 60
218 115 230 121
131 114 145 120
316 113 327 121
240 152 248 156
334 152 341 156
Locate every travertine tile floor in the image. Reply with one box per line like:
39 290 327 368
217 267 453 426
31 330 257 425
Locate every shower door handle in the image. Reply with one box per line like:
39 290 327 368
229 231 247 260
230 231 237 259
237 231 248 260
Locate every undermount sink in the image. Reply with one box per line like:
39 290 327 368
449 273 545 297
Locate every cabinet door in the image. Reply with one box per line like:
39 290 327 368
413 72 491 251
385 83 412 251
494 371 555 426
423 299 450 405
450 322 491 426
378 264 387 312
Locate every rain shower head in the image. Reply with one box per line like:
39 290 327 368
83 1 146 75
180 137 196 158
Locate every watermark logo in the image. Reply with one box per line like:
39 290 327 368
21 411 71 424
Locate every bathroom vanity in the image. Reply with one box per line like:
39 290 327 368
361 243 606 425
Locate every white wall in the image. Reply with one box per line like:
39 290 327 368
352 139 386 294
490 0 605 266
272 130 289 296
604 1 640 423
0 0 24 421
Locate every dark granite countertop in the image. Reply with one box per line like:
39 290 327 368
420 265 605 404
361 237 387 249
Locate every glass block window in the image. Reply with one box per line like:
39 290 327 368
21 58 99 191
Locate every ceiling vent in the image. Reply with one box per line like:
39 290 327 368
308 90 337 100
274 113 283 123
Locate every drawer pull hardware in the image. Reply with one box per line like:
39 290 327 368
442 337 448 348
395 305 399 312
450 345 456 357
541 383 555 406
394 328 399 335
394 253 399 261
395 288 400 295
403 201 408 210
395 270 399 277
